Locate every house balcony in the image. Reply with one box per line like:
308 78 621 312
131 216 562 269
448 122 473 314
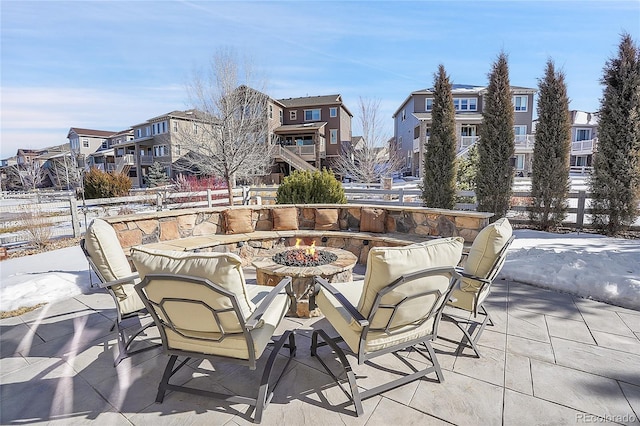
283 144 318 161
514 135 535 153
571 138 597 155
413 138 421 153
460 136 478 149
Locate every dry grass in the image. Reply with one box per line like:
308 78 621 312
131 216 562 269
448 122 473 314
0 303 47 319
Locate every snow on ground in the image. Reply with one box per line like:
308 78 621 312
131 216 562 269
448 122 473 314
0 230 638 313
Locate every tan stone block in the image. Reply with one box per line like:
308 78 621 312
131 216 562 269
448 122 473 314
127 222 138 230
206 213 221 225
111 223 127 232
459 228 479 243
255 219 272 231
385 215 397 232
302 208 315 220
177 214 197 231
348 207 361 220
159 220 180 241
412 212 427 225
327 237 346 248
455 216 482 230
136 219 158 235
117 229 142 248
415 224 432 235
193 221 219 236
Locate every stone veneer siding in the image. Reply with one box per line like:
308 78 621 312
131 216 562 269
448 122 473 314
104 204 492 261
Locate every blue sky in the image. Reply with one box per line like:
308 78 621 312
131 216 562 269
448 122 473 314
1 0 638 159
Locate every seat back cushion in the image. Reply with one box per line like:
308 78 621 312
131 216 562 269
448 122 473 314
83 218 134 301
272 206 299 231
357 237 464 330
131 247 256 332
314 208 340 230
360 207 386 233
223 208 254 234
462 217 512 291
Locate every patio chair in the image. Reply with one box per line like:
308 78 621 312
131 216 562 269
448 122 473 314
443 217 514 357
81 218 161 366
131 247 297 424
309 237 464 417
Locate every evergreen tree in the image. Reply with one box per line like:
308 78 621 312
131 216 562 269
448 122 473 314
146 162 169 187
530 59 571 231
476 51 515 220
590 33 640 235
422 64 457 209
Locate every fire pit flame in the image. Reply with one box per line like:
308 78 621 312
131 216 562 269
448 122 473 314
273 241 337 267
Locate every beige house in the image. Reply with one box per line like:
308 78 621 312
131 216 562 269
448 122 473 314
568 110 598 175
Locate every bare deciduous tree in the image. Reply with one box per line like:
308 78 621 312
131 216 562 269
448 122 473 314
4 163 45 191
332 97 403 183
175 48 276 205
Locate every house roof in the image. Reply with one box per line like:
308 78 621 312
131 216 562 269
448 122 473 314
277 94 353 117
274 122 327 134
67 128 115 138
393 84 537 118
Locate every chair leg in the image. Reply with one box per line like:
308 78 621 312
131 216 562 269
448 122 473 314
156 355 178 403
311 329 364 417
442 305 492 358
255 330 297 424
113 317 162 367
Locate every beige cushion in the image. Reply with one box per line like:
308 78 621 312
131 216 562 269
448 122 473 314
223 209 254 234
357 237 464 330
314 209 340 230
272 207 299 231
360 208 386 233
317 281 443 354
131 247 256 333
462 218 512 292
143 282 289 360
84 219 144 314
447 281 491 313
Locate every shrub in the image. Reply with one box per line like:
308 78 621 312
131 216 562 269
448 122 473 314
84 168 132 199
276 169 347 204
18 206 52 249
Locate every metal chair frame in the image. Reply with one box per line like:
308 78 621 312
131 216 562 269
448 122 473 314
81 239 161 366
442 235 515 357
135 274 297 424
310 267 461 417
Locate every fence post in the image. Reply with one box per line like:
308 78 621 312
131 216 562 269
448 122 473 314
576 190 586 230
69 197 81 237
156 192 162 211
243 186 249 205
398 188 404 205
207 189 213 208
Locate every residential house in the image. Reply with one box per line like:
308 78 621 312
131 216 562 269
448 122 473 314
272 94 353 179
88 129 134 173
392 84 536 177
569 110 598 175
67 128 116 162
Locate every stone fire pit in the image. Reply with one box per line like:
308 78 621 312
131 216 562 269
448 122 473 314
251 246 358 317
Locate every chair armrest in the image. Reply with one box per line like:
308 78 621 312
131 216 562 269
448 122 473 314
313 276 369 327
98 273 140 289
245 277 293 330
455 267 492 286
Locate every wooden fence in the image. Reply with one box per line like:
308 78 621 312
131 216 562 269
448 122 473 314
0 186 637 248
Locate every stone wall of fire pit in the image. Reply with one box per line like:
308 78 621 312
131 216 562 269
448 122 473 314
103 204 493 266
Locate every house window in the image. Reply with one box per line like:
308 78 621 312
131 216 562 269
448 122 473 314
175 145 181 155
402 109 406 121
193 123 198 135
269 105 273 119
425 98 433 111
173 122 178 132
329 107 337 117
576 128 591 141
290 110 297 120
82 139 89 148
153 145 168 157
304 109 321 121
514 154 525 170
145 126 151 136
136 129 141 138
162 121 167 133
514 96 528 112
101 140 108 149
330 129 338 144
279 110 283 123
414 126 420 139
453 98 477 111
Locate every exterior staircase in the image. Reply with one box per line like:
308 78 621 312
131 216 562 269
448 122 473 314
115 154 134 174
273 146 317 172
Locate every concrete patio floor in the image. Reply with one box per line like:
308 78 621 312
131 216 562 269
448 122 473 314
1 266 639 425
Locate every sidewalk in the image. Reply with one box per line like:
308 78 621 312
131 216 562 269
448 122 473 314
1 263 639 424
